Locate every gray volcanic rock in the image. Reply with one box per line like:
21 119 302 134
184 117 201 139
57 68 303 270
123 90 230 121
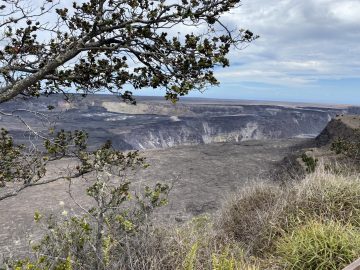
316 115 360 146
0 96 357 261
0 138 307 257
274 115 360 182
0 95 354 150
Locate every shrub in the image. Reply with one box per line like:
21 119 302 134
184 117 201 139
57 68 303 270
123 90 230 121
331 137 360 160
276 220 360 270
217 168 360 258
301 153 318 173
331 138 354 155
216 184 285 255
284 171 360 228
330 136 360 170
7 142 170 270
163 215 260 270
10 162 360 269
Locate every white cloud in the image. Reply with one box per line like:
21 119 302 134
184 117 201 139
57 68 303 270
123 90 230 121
216 68 315 87
18 0 360 93
330 1 360 23
216 0 360 88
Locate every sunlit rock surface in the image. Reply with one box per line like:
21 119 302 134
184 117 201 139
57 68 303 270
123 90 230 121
0 95 358 259
0 95 354 149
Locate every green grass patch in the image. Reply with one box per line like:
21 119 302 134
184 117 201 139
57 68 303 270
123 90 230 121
276 220 360 270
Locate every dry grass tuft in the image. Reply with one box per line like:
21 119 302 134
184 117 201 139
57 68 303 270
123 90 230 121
216 183 285 255
275 220 360 270
117 165 360 269
217 164 360 259
8 164 360 269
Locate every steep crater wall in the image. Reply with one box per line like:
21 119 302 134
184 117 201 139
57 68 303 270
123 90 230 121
111 106 344 149
316 115 360 146
0 96 353 150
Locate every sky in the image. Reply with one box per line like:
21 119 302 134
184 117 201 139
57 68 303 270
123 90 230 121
9 0 360 105
141 0 360 105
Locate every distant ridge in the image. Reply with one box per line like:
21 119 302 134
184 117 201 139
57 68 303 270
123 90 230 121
316 115 360 147
13 93 354 109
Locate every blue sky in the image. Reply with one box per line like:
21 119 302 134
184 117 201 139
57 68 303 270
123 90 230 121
141 0 360 105
32 0 360 105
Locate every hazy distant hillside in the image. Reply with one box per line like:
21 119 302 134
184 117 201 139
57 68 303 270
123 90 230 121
0 95 355 150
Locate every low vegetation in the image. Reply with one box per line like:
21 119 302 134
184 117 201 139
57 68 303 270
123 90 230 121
301 153 318 173
275 220 360 270
2 124 360 269
5 163 360 270
330 136 360 167
219 166 360 267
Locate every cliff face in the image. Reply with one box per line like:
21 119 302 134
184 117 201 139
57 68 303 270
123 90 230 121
273 115 360 182
119 110 335 149
316 115 360 146
100 101 344 149
0 95 353 150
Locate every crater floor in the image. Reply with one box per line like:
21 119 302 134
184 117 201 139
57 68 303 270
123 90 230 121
1 138 308 257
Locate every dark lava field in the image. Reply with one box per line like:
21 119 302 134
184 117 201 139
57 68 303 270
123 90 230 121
0 95 357 150
1 138 306 255
0 95 359 257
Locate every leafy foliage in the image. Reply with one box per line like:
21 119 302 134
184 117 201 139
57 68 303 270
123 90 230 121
0 128 29 185
301 153 318 173
0 0 257 268
9 161 360 269
0 0 257 103
8 140 169 270
0 127 97 200
0 128 79 191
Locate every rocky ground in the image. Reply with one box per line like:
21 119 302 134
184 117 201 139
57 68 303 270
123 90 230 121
0 138 307 259
1 96 357 262
0 95 352 150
